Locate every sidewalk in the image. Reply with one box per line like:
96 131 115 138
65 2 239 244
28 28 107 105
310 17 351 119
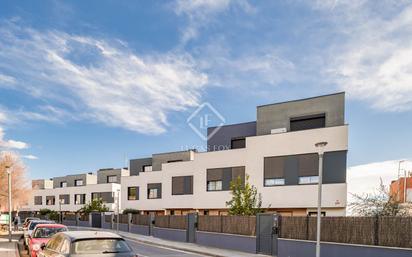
70 226 267 257
0 239 19 257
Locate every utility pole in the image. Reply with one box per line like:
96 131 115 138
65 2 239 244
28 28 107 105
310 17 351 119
116 189 120 233
6 165 12 242
398 160 405 202
315 141 327 257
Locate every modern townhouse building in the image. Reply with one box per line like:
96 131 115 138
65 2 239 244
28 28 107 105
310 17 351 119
29 168 129 212
122 92 348 216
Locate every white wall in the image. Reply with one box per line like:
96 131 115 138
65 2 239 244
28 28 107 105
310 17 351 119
122 125 348 212
29 183 121 212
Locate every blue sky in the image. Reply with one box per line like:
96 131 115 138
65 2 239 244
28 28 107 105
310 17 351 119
0 0 412 184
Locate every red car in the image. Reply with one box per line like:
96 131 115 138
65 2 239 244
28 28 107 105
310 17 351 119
28 223 68 257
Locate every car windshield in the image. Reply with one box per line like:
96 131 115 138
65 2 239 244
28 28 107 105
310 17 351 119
33 227 67 238
73 239 131 254
29 221 52 230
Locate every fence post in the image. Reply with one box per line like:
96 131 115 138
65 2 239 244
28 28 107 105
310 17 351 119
88 213 92 227
374 216 379 245
149 213 155 236
128 213 132 232
186 213 197 243
75 213 80 227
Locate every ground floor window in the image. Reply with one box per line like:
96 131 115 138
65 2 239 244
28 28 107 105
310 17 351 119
264 178 285 186
207 180 223 191
298 176 319 184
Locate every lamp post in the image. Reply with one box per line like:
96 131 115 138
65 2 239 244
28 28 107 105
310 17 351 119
6 164 12 242
315 141 327 257
59 199 63 223
116 189 120 233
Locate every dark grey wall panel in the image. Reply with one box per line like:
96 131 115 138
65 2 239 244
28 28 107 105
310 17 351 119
207 121 256 152
196 231 257 254
129 158 152 176
222 168 232 190
278 239 412 257
152 227 187 242
130 224 150 236
323 151 347 184
257 92 345 135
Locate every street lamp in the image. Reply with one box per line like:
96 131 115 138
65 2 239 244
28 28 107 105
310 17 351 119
59 199 63 223
116 189 120 233
5 164 12 243
315 141 327 257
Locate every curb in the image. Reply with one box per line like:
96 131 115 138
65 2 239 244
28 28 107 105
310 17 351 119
68 226 236 257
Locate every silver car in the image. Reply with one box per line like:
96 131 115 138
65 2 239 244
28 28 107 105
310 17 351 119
37 231 137 257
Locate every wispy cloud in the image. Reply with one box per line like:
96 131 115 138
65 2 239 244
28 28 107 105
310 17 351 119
0 126 28 150
23 154 38 160
0 21 208 134
321 1 412 111
174 0 255 44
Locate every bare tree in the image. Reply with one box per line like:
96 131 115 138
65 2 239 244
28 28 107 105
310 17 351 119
350 179 412 217
0 151 31 211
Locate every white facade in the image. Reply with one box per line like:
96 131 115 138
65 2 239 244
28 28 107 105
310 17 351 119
29 182 122 212
122 125 348 216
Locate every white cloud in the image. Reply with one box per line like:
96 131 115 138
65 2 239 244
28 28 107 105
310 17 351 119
23 154 38 160
174 0 255 44
324 1 412 111
0 73 16 86
347 159 412 203
0 22 208 134
0 126 29 150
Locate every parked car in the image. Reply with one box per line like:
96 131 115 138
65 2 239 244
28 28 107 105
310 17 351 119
29 223 68 257
24 220 55 248
37 231 137 257
23 217 40 230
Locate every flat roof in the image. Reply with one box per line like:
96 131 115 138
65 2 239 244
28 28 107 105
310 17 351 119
257 92 345 108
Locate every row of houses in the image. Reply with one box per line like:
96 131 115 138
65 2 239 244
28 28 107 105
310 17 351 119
29 92 349 216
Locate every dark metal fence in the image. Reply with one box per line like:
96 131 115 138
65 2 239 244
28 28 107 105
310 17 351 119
154 215 187 230
131 214 149 226
119 214 129 224
198 215 256 236
280 216 412 248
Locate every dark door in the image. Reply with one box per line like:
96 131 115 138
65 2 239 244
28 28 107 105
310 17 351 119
256 213 278 256
91 212 102 228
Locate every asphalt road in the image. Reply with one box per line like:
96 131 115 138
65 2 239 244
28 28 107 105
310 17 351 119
2 231 205 257
125 238 206 257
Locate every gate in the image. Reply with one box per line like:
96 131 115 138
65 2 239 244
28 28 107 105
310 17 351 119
91 212 102 228
256 213 279 256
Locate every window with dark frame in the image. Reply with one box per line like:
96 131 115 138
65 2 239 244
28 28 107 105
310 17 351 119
231 137 246 149
34 196 42 205
74 194 86 205
264 156 286 187
172 176 193 195
60 181 67 188
206 167 245 192
46 196 55 205
147 183 161 199
142 165 152 172
290 113 326 132
128 187 139 200
107 175 117 183
74 179 83 186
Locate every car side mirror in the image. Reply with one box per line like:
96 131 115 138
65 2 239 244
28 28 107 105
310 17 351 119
41 243 46 250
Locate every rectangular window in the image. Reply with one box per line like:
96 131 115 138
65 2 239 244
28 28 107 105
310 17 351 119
167 160 183 163
264 178 285 186
107 175 118 183
299 176 319 184
91 192 114 203
128 187 139 200
142 165 152 172
231 138 246 149
172 176 193 195
290 113 326 132
34 196 42 205
264 156 285 187
308 211 326 217
147 183 161 199
207 181 223 191
298 153 319 177
60 181 67 188
206 167 245 191
148 189 158 199
74 194 86 205
59 194 70 205
46 196 55 205
74 179 83 186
